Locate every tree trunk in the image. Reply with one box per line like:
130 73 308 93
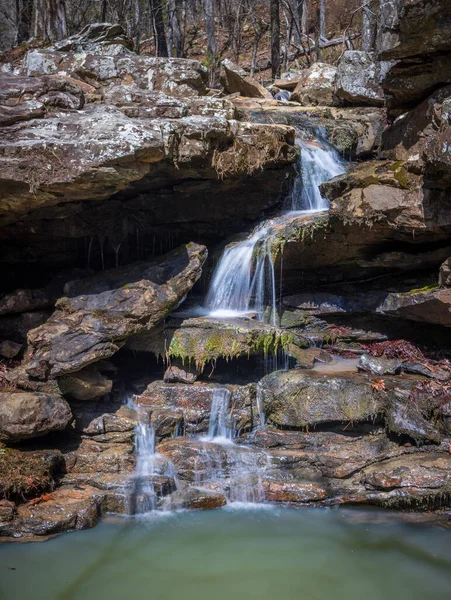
362 0 376 50
270 0 280 79
134 0 141 53
149 0 168 57
167 0 183 56
301 0 308 34
319 0 326 39
17 0 33 43
33 0 67 42
205 0 216 57
101 0 107 22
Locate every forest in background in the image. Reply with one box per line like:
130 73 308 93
0 0 376 80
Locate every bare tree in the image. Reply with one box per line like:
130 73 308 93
205 0 216 58
361 0 376 50
167 0 184 56
149 0 168 56
33 0 67 41
270 0 280 78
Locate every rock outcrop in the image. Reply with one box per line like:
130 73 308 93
25 242 207 378
335 51 385 106
0 391 72 442
290 63 337 106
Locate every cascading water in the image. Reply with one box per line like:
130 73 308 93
205 130 346 321
131 403 178 514
194 387 271 504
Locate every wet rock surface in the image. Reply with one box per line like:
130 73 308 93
1 8 451 539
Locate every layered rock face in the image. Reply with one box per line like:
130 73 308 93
1 8 451 540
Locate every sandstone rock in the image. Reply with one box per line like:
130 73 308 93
163 365 197 384
63 438 134 474
259 370 386 428
287 346 334 369
261 478 328 503
439 257 451 288
241 429 415 478
0 74 85 126
291 63 337 106
25 243 207 378
127 316 306 371
0 340 22 359
385 398 442 444
25 50 208 98
378 288 451 326
165 487 227 510
12 485 105 537
50 23 134 54
220 59 272 99
335 51 384 106
377 0 451 61
377 1 451 113
135 382 255 437
358 354 402 376
0 392 72 442
58 365 113 400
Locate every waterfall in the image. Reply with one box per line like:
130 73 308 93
206 388 234 442
290 137 346 212
131 404 177 514
194 387 271 505
205 131 346 321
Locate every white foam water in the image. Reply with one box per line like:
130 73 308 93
205 132 346 322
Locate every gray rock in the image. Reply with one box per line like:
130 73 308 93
220 59 273 99
335 51 384 106
163 365 197 384
358 354 402 376
0 391 72 443
439 257 451 288
0 340 22 359
386 398 441 444
25 243 207 379
58 365 113 400
165 487 227 510
291 63 337 106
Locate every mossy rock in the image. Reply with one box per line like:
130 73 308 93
259 369 387 428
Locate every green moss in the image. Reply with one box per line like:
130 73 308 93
393 167 410 188
407 284 439 295
168 325 294 372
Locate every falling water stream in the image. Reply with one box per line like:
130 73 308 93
132 131 346 513
206 131 346 321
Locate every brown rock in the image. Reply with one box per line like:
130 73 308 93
166 487 227 510
58 365 113 400
0 392 72 443
220 59 273 99
0 340 22 359
291 63 337 106
25 243 207 379
163 365 197 384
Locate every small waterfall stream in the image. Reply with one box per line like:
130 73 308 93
205 132 346 321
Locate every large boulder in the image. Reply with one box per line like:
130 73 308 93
135 381 256 437
220 59 273 99
259 370 386 428
0 74 85 126
291 63 337 106
58 365 113 401
126 316 306 371
0 391 72 442
25 242 207 378
378 288 451 326
25 50 208 97
335 51 384 106
377 0 451 113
